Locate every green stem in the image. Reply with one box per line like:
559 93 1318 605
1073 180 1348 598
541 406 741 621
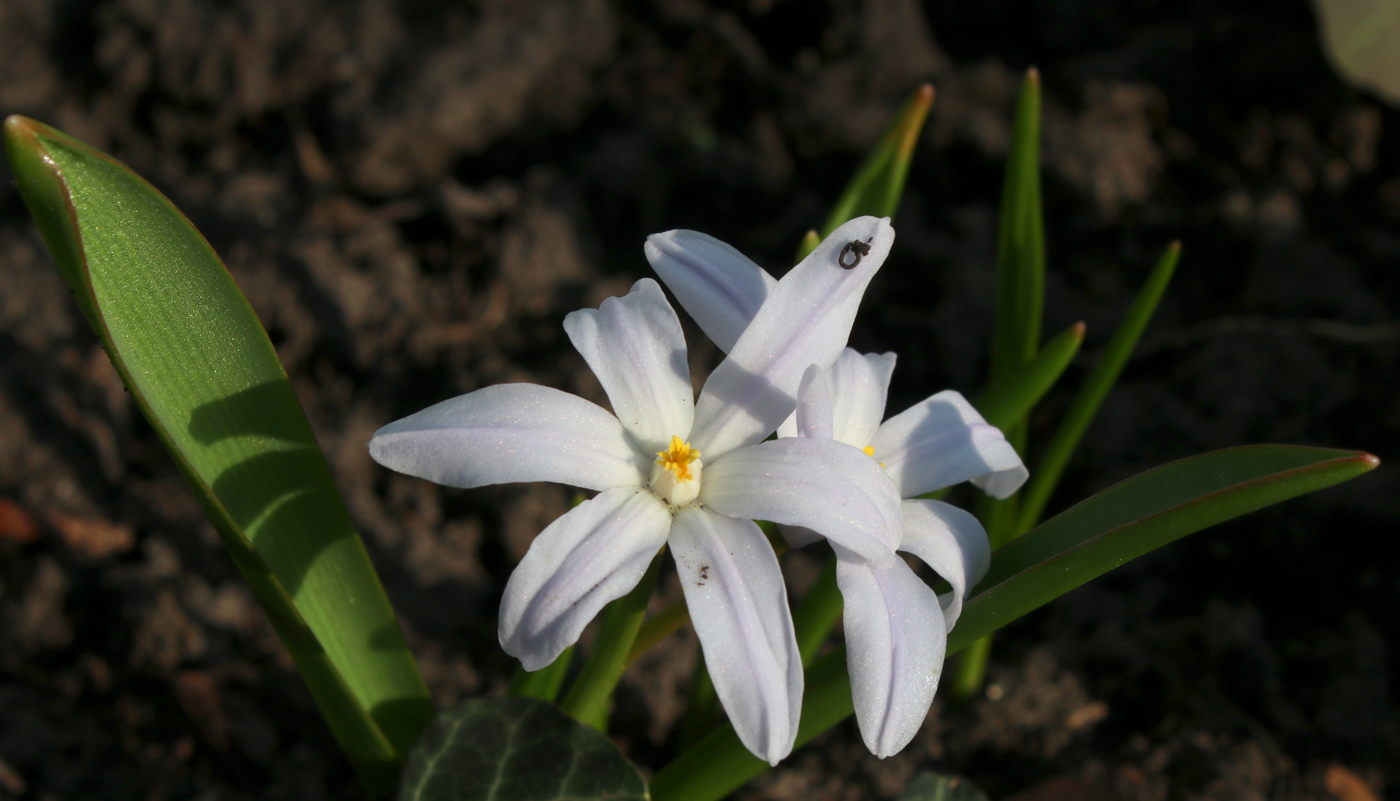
791 556 842 667
508 646 574 702
626 597 690 665
677 649 718 749
558 549 666 729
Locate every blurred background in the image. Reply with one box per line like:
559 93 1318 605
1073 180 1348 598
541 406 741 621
1 0 1396 798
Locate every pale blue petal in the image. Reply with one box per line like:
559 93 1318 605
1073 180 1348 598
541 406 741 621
369 383 649 492
498 487 672 671
670 507 802 765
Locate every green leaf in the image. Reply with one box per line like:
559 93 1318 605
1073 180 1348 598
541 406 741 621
1314 0 1400 105
559 549 666 730
968 445 1376 632
509 646 574 703
1016 242 1180 532
989 69 1045 386
974 320 1085 431
898 772 991 801
791 555 841 667
399 697 648 801
649 445 1378 801
4 116 432 794
798 84 934 260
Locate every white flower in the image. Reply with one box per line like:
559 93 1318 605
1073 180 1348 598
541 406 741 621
646 230 1028 758
370 217 902 765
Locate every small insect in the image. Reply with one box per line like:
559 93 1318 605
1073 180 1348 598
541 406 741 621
838 238 872 269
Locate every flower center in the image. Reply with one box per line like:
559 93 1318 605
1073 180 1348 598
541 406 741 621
650 435 703 506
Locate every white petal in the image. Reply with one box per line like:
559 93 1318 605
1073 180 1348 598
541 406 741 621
794 364 834 440
369 383 648 492
827 349 896 449
870 390 1028 499
702 437 901 567
898 499 990 631
644 229 778 353
563 278 694 454
498 487 672 670
669 507 802 765
776 524 823 549
776 411 799 439
835 546 946 759
689 217 896 459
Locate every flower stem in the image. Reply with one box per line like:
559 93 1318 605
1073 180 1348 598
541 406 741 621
791 555 841 667
626 597 690 665
508 646 574 702
677 649 717 748
558 549 666 729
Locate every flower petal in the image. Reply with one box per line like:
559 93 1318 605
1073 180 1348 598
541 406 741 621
898 499 990 631
835 545 946 759
827 349 896 449
644 229 777 353
563 278 694 455
669 507 802 765
499 487 672 671
689 217 896 459
870 390 1028 499
702 437 901 567
794 364 834 440
369 383 648 492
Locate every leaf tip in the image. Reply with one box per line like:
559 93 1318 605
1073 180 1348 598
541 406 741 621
1026 66 1041 86
1070 321 1086 339
4 115 49 164
914 82 935 108
1359 452 1381 470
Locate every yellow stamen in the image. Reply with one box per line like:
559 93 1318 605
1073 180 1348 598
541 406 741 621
863 444 885 468
656 436 701 482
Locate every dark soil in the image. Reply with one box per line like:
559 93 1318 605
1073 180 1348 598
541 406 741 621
2 1 1397 799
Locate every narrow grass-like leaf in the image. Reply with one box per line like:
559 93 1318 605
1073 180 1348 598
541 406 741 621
559 549 665 730
4 116 431 794
974 321 1084 431
398 697 648 801
989 69 1045 386
791 556 841 667
1016 242 1181 532
626 598 689 665
796 84 934 261
820 85 933 234
508 647 574 702
649 445 1378 801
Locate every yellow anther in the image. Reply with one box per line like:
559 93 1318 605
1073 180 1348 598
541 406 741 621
862 444 885 468
656 436 701 482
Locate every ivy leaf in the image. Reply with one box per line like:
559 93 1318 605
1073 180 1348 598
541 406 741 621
399 697 649 801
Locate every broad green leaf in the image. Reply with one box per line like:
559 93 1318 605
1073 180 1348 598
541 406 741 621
649 444 1377 801
898 772 991 801
797 84 934 260
4 116 432 794
1314 0 1400 104
989 69 1044 386
398 697 648 801
974 320 1084 431
1017 242 1180 532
